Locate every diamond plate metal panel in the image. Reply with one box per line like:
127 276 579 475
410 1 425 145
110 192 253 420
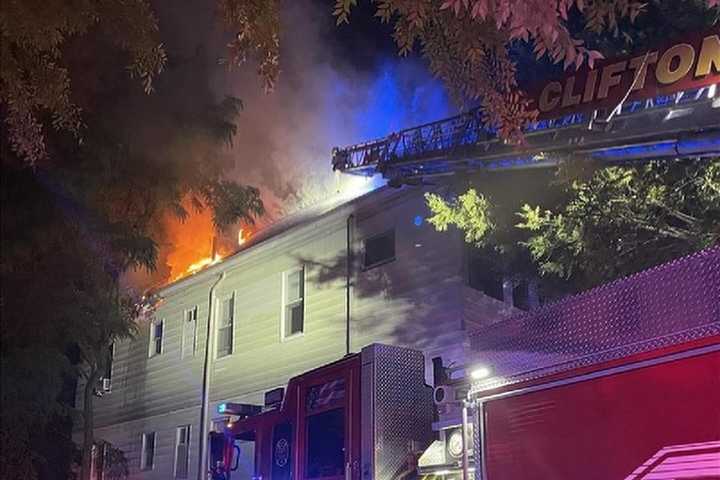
361 344 434 479
469 247 720 395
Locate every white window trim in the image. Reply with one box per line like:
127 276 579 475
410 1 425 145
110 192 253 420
215 293 235 359
140 432 156 471
174 425 191 479
281 266 306 342
148 319 164 358
182 306 198 359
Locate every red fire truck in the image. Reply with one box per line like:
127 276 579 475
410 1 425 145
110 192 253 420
210 343 435 480
208 31 720 480
210 248 719 480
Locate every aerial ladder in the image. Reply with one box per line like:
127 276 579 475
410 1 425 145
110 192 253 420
331 84 719 185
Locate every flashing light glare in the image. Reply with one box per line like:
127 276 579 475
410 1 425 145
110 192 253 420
413 215 423 226
218 403 227 414
470 366 492 380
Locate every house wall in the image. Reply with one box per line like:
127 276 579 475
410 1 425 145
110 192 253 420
83 185 512 479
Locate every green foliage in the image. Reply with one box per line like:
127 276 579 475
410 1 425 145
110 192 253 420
0 0 281 165
426 189 494 245
0 0 167 164
1 15 265 480
425 160 719 290
517 159 720 286
334 0 719 142
218 0 281 91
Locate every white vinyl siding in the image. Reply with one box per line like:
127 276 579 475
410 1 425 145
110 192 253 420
174 425 191 478
141 432 156 470
282 266 305 339
217 295 234 358
182 307 198 359
149 320 164 357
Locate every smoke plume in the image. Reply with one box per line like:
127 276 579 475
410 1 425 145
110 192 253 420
212 1 453 225
128 0 453 289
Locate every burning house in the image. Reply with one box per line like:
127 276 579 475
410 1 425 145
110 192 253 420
82 184 521 479
78 31 719 480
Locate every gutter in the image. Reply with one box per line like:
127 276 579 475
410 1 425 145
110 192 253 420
197 272 226 480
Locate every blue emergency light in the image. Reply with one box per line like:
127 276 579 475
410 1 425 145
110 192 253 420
217 402 262 417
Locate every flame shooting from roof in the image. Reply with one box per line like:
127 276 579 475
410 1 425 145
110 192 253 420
165 205 250 283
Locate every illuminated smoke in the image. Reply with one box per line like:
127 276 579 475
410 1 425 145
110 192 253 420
127 0 453 289
212 1 453 226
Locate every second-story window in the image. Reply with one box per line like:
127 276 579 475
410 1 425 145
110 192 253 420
364 230 395 269
149 319 164 357
100 343 114 393
182 306 198 359
282 267 304 339
103 343 113 380
217 295 234 358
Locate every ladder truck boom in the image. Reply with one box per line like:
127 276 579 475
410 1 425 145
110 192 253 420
331 85 719 183
332 31 720 183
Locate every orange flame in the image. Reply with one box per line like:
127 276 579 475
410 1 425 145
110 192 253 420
164 202 252 284
183 252 223 277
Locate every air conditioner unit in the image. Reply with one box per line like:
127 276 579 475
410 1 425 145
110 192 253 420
433 385 457 406
102 378 112 392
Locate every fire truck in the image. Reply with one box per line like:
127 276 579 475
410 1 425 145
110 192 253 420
209 248 719 480
207 32 720 479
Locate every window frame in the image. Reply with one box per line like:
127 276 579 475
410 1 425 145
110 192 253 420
182 306 199 359
140 431 156 471
148 319 164 358
174 425 191 479
216 293 235 359
104 343 114 382
362 229 396 270
281 266 306 341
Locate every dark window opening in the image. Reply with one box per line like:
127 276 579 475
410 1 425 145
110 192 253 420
141 432 155 470
306 408 345 478
103 343 113 381
284 268 305 337
364 230 395 269
513 279 530 310
151 321 163 356
468 257 504 302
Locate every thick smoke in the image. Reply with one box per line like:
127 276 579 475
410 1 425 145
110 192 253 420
127 0 453 289
211 1 453 225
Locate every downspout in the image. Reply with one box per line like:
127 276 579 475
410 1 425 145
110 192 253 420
346 214 354 356
197 272 226 480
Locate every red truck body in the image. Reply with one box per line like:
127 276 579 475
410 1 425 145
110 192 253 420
214 249 719 480
481 337 720 480
226 354 361 480
216 344 434 480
